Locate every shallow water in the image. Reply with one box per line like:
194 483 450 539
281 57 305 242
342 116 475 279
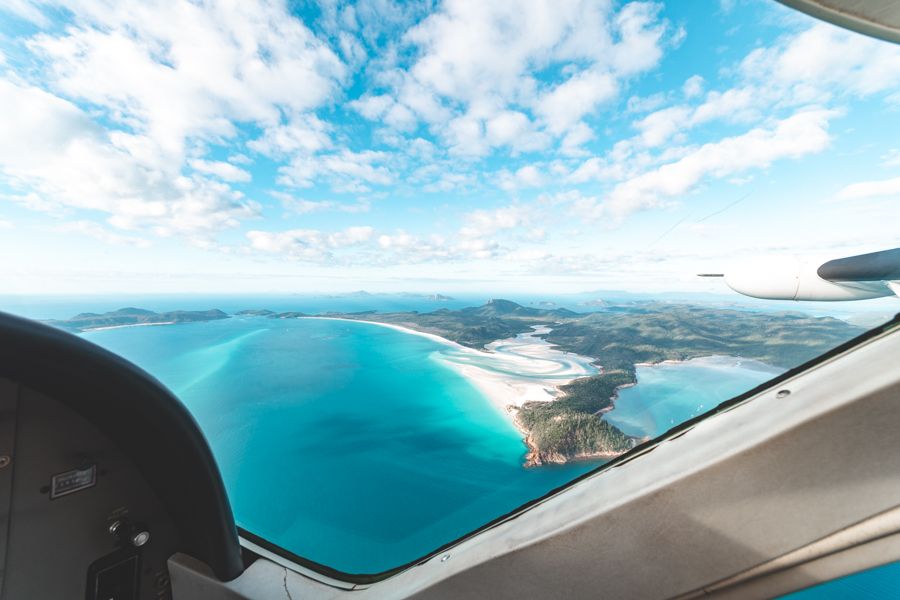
605 356 783 439
83 317 597 574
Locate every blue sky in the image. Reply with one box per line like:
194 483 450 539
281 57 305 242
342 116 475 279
0 0 898 294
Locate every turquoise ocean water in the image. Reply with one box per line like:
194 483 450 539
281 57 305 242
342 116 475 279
84 317 595 574
80 316 779 575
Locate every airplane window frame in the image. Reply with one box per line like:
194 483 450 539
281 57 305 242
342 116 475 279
234 313 900 583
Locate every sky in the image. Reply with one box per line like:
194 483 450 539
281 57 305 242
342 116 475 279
0 0 898 295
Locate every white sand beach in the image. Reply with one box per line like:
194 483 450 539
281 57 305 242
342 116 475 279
305 317 599 427
83 321 177 332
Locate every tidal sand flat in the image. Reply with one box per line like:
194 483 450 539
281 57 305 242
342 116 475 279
433 325 599 412
313 318 600 420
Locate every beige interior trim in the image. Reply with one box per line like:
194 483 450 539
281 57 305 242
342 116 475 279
778 0 900 43
677 504 900 598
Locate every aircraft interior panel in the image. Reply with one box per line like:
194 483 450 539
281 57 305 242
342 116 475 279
0 380 179 600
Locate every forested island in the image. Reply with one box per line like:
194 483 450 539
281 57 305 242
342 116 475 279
311 299 864 464
48 307 229 331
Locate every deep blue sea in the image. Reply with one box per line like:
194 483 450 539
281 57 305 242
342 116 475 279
1 295 789 575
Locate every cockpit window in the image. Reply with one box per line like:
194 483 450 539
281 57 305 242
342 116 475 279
0 0 898 578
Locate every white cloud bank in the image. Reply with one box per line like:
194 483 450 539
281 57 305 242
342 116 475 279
837 176 900 200
352 0 673 156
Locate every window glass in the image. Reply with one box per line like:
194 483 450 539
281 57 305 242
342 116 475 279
0 0 897 577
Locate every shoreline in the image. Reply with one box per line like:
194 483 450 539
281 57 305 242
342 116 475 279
82 313 785 467
517 418 629 467
633 354 781 371
81 321 178 332
302 316 478 353
302 316 597 439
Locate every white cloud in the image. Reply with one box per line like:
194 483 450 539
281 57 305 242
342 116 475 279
3 1 897 287
376 230 503 262
484 110 549 153
459 205 531 238
604 108 837 218
620 21 900 155
567 155 628 184
375 231 452 261
498 165 545 191
279 198 336 214
0 219 12 229
836 176 900 200
247 225 374 261
453 236 501 259
607 2 669 75
421 172 475 193
28 0 345 158
249 114 332 157
272 192 370 215
881 149 900 168
0 0 377 243
350 94 419 130
189 159 252 183
632 86 759 149
377 231 417 250
740 22 900 97
329 225 375 246
363 205 536 264
0 79 259 235
0 0 50 26
356 0 672 155
56 220 152 247
633 106 691 148
560 122 596 155
535 69 618 134
278 150 394 191
683 75 704 98
626 92 668 114
247 229 329 260
549 190 604 221
562 20 900 222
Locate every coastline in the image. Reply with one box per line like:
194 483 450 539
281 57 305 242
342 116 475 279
81 321 178 332
302 316 598 438
315 319 785 466
633 354 782 375
303 316 477 352
305 316 636 466
517 415 630 467
83 313 786 468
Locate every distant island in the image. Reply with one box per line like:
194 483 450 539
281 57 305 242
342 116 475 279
286 299 863 465
52 300 865 466
327 290 454 301
399 292 455 301
48 307 229 331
